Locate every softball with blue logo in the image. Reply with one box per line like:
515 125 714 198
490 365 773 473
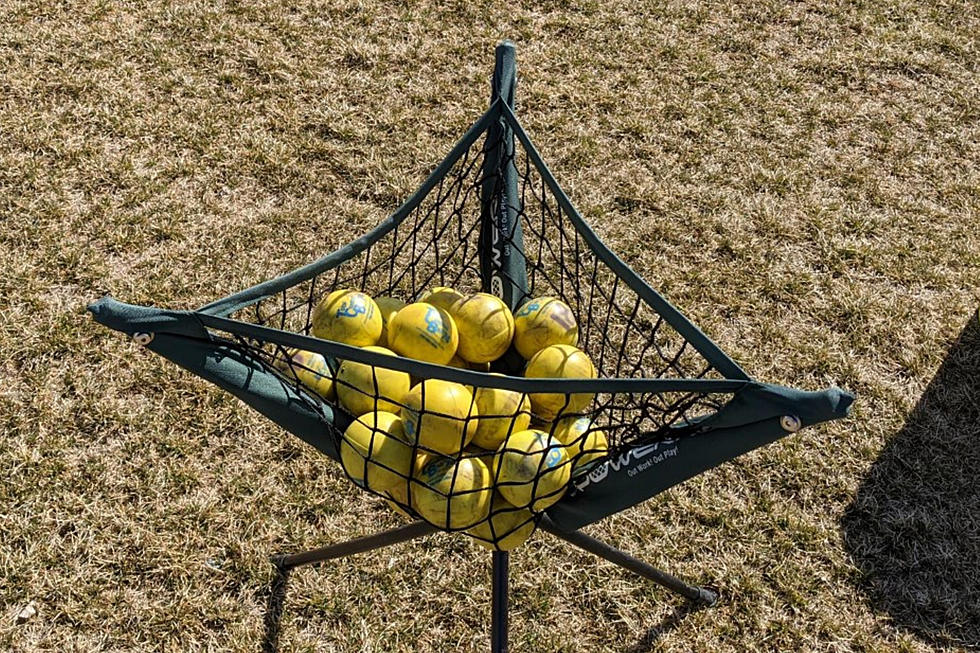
493 429 571 512
512 296 578 360
387 302 459 365
311 289 382 347
412 454 493 529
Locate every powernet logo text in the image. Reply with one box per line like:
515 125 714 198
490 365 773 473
572 438 680 493
490 192 510 300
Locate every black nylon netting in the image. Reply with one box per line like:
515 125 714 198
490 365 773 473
208 110 733 549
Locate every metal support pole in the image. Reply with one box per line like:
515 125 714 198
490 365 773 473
539 517 718 605
491 551 509 653
481 39 529 377
271 521 437 570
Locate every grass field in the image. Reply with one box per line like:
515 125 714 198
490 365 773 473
2 0 979 651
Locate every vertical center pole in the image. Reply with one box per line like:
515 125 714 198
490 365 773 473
491 551 510 653
479 40 527 313
480 39 529 376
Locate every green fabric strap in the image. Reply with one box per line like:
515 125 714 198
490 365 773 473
146 332 341 461
545 383 853 531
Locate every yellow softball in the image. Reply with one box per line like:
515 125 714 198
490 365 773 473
470 378 532 450
451 293 515 364
524 344 597 421
274 348 335 401
493 429 572 512
311 289 382 347
335 346 411 416
553 416 609 471
340 411 413 492
373 296 407 347
466 495 537 551
412 454 493 530
421 286 467 312
387 302 459 366
512 296 578 360
401 379 478 455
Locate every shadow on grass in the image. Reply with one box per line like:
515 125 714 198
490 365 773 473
622 601 703 653
843 310 980 649
261 565 291 653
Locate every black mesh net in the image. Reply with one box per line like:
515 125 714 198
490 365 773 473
205 106 736 550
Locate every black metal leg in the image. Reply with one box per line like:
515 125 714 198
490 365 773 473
491 551 509 653
539 516 718 605
271 520 437 570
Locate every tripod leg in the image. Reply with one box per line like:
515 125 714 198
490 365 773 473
491 551 509 653
271 520 437 570
539 517 718 605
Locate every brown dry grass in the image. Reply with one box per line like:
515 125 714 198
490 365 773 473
2 0 979 651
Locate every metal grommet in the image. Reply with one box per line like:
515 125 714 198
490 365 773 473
133 332 154 346
780 415 802 433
